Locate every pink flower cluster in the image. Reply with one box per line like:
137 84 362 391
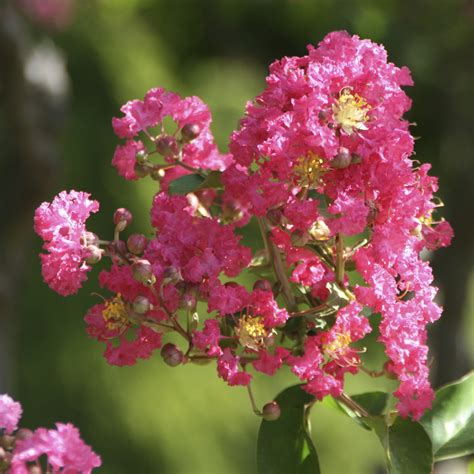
34 31 452 421
34 191 99 296
0 394 100 473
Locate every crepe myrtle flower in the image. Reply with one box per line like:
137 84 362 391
0 394 101 473
33 31 453 424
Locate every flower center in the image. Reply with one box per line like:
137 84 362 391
332 87 370 135
102 294 130 330
235 315 269 351
294 152 325 187
322 331 352 358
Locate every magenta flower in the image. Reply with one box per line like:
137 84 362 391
12 423 101 474
34 190 99 296
0 394 22 434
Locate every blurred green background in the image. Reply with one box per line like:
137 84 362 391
1 0 473 473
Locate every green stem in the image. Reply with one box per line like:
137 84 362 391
247 383 262 416
335 233 345 287
257 217 297 312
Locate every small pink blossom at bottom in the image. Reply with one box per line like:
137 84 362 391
0 394 22 434
217 348 252 386
11 423 101 474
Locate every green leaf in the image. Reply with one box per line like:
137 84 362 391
168 173 205 195
198 170 222 189
352 392 389 416
420 371 474 461
322 392 389 431
469 458 474 474
257 385 320 474
386 417 433 474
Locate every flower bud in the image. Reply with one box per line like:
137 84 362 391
132 295 152 314
318 110 330 122
180 293 197 310
262 401 281 421
331 147 351 169
253 279 272 292
0 447 12 471
291 230 309 247
127 233 148 255
155 135 178 156
266 208 282 226
132 259 156 285
163 266 182 285
84 245 103 265
150 166 166 181
135 163 150 178
181 123 201 142
0 435 15 450
113 208 133 231
15 429 34 442
161 343 184 367
136 150 148 164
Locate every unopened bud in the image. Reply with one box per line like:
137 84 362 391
318 110 330 122
134 163 150 178
127 233 148 255
253 279 272 292
85 245 103 265
180 293 197 310
221 202 244 224
132 296 152 314
155 135 178 156
15 429 33 442
266 208 282 226
291 230 309 247
163 266 182 285
331 147 352 169
181 123 201 142
0 435 15 450
113 208 133 231
351 153 362 164
0 447 12 470
262 401 281 421
136 150 148 164
161 343 184 367
132 259 156 285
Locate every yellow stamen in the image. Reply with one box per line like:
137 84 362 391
235 315 271 351
322 332 352 358
332 87 371 135
102 294 130 330
294 152 325 187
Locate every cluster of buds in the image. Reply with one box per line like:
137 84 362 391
34 31 453 421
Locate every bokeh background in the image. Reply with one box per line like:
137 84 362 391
1 0 473 473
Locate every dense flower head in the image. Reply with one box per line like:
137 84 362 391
0 394 100 473
34 31 453 423
12 423 101 473
0 394 22 434
111 87 232 183
34 190 99 296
